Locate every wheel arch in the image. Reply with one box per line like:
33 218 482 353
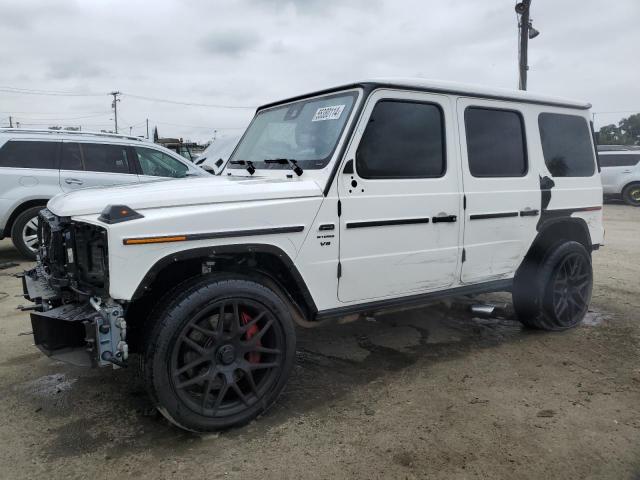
129 243 317 319
5 199 49 236
524 216 593 266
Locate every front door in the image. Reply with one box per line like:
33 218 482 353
338 90 462 303
457 98 540 283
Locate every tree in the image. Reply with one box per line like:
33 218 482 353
597 114 640 146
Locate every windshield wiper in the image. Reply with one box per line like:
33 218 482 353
263 158 303 176
229 160 256 175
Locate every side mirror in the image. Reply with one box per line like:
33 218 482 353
201 164 215 174
195 157 206 165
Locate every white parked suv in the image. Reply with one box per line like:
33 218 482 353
598 146 640 206
0 129 207 259
22 79 603 432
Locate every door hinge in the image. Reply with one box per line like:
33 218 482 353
337 261 342 278
462 248 466 263
337 200 342 217
463 194 467 210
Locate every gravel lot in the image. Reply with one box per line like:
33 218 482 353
0 204 638 479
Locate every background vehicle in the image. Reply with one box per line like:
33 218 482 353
23 79 603 432
194 134 241 174
0 128 207 259
598 146 640 206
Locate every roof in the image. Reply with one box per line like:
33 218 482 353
259 77 591 111
0 128 147 142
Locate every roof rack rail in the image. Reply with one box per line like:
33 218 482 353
0 128 147 142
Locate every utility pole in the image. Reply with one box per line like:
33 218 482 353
8 116 13 128
515 1 539 91
146 118 149 139
109 91 121 133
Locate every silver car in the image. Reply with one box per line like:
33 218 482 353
0 129 208 259
599 146 640 206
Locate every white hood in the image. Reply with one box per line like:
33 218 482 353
47 175 323 217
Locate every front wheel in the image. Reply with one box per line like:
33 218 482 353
144 276 296 432
514 241 593 331
11 206 44 260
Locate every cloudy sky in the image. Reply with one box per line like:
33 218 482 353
0 0 638 142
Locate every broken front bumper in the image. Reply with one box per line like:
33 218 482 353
22 268 128 368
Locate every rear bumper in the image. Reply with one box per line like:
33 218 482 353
22 268 128 368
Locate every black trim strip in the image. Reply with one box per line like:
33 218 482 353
346 217 430 229
469 212 519 220
316 279 513 320
545 206 602 215
519 209 540 217
124 226 304 245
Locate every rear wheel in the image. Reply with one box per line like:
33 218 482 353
144 276 296 432
11 206 44 260
622 183 640 206
514 241 592 331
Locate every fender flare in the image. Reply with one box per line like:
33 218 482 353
130 243 318 314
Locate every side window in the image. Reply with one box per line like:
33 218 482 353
599 154 640 168
538 113 595 177
356 100 445 179
0 140 58 169
61 143 83 171
135 147 189 178
81 143 131 174
465 107 527 177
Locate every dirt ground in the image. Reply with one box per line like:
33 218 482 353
0 204 638 480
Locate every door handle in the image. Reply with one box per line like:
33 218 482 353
519 209 539 217
622 170 632 174
65 178 83 185
432 214 457 223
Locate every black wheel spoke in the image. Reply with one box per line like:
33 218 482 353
170 296 286 421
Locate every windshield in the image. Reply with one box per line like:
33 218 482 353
228 91 357 170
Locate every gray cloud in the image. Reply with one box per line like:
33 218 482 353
200 30 261 56
48 60 106 80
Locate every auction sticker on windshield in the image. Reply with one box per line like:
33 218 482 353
312 105 345 122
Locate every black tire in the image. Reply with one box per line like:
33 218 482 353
513 241 592 331
144 275 296 432
622 183 640 207
11 206 44 260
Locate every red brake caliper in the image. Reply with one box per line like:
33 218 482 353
241 311 261 364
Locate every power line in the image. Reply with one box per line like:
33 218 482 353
0 86 103 96
122 93 255 109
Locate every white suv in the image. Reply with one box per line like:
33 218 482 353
22 79 603 432
598 146 640 206
0 129 207 258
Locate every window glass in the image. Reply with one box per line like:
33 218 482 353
356 100 445 179
61 142 83 170
229 91 357 169
81 143 130 174
599 154 640 168
135 147 189 178
538 113 595 177
0 140 58 169
465 108 527 177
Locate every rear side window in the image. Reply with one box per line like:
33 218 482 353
81 143 131 174
465 108 527 177
0 140 58 169
538 113 595 177
356 100 445 179
599 154 640 168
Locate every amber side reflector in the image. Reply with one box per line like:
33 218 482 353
123 236 187 245
582 206 602 212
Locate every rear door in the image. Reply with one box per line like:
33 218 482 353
338 89 462 302
60 141 139 192
457 99 540 283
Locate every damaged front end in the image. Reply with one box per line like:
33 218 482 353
22 209 128 368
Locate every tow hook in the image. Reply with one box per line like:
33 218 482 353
90 297 129 369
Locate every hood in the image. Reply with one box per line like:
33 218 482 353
47 175 323 217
